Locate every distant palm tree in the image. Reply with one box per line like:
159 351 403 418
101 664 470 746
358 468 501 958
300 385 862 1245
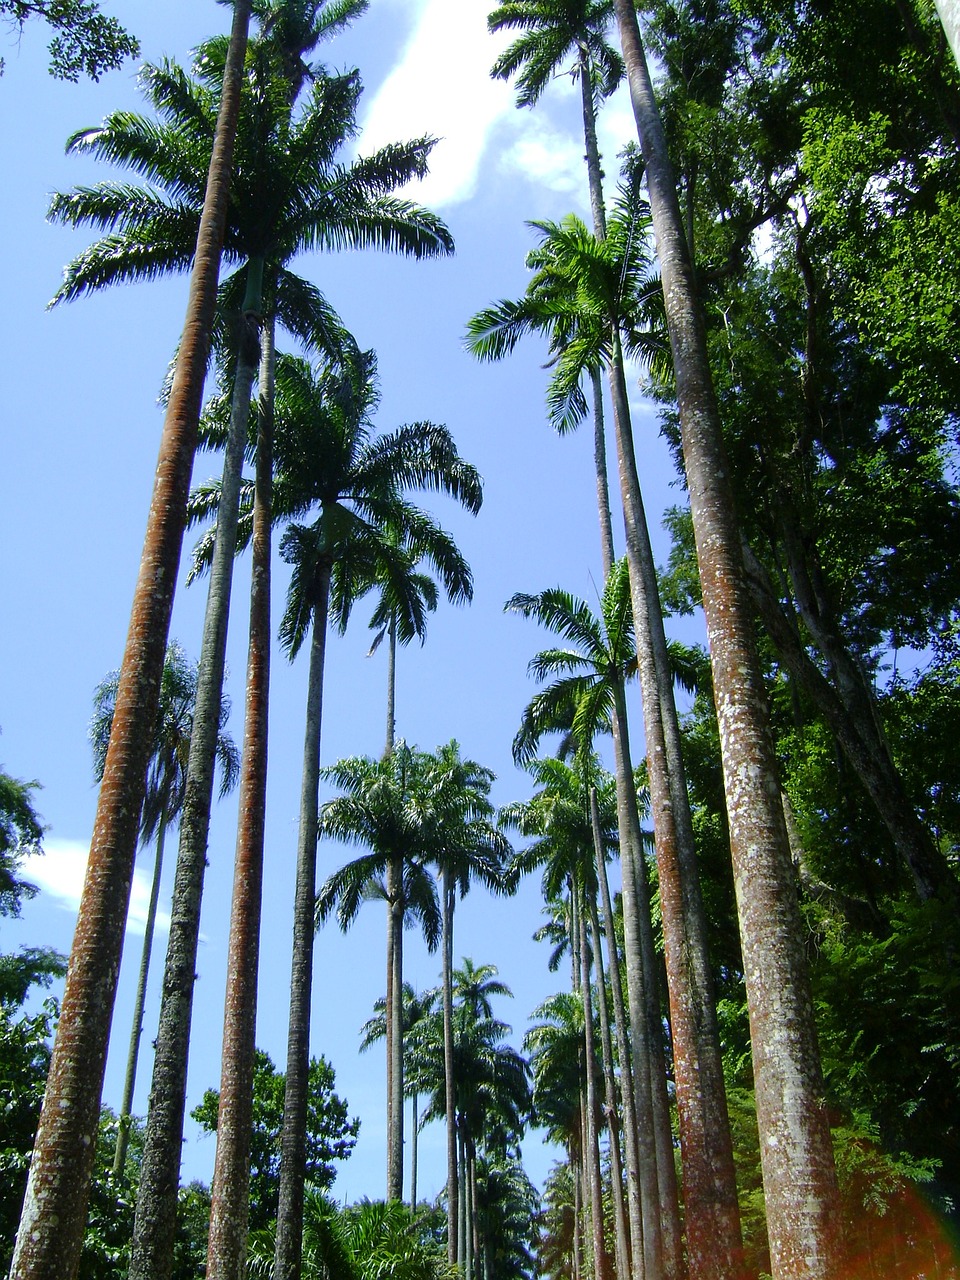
360 983 439 1205
90 642 239 1179
318 744 443 1202
8 14 252 1279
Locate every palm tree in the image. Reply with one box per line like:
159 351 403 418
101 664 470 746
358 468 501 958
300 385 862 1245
421 744 512 1264
7 12 253 1280
318 745 444 1203
479 200 744 1278
89 642 239 1180
610 4 841 1275
361 983 439 1205
49 34 453 1277
275 349 480 1267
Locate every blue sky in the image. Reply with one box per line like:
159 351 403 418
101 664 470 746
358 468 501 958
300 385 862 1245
0 0 692 1203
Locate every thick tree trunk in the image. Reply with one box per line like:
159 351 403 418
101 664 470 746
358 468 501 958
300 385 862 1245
575 885 614 1280
608 340 742 1279
130 264 263 1280
113 810 169 1181
273 564 331 1280
7 10 250 1278
206 315 276 1280
443 872 459 1264
610 5 841 1275
591 787 645 1274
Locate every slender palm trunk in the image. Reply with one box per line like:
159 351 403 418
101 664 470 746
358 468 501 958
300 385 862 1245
206 316 276 1280
385 614 397 756
442 872 459 1263
410 1089 419 1205
591 787 645 1275
112 810 169 1181
8 12 250 1278
611 5 841 1275
610 681 664 1280
460 1126 472 1280
273 563 331 1280
130 262 264 1280
387 856 404 1200
575 885 613 1280
587 893 630 1280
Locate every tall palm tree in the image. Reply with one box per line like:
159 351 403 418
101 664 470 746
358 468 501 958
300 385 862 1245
360 983 439 1205
477 202 743 1278
7 12 253 1280
274 347 480 1269
421 744 512 1264
318 744 444 1202
50 35 453 1278
610 4 841 1276
89 643 239 1180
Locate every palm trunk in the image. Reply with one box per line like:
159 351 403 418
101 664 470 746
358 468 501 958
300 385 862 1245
130 259 264 1280
387 855 404 1201
590 787 645 1275
112 810 169 1181
410 1090 419 1206
273 562 331 1280
460 1126 471 1280
609 680 664 1280
575 885 613 1280
587 893 630 1280
385 614 397 756
607 336 742 1279
611 5 841 1275
206 314 276 1280
8 10 250 1277
442 871 459 1263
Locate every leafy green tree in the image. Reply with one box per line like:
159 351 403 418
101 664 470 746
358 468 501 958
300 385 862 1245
0 768 44 917
192 1049 359 1232
0 0 138 80
10 13 253 1278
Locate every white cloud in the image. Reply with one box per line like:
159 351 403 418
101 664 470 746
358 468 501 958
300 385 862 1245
359 0 514 207
22 839 170 938
498 127 585 197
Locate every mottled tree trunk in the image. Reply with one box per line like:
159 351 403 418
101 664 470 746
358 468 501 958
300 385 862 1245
7 11 251 1279
608 339 742 1280
130 261 264 1280
273 564 331 1280
206 316 276 1280
113 810 169 1181
611 4 842 1275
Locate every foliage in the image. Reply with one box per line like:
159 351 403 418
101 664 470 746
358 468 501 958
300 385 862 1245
249 1190 458 1280
0 767 45 918
191 1048 359 1231
0 0 138 80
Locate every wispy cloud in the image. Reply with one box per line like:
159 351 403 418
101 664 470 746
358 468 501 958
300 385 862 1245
360 9 640 212
358 0 514 207
21 839 170 938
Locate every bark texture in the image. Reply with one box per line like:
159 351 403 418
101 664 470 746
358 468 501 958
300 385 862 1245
610 4 841 1275
8 9 250 1278
206 317 276 1280
130 290 262 1280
